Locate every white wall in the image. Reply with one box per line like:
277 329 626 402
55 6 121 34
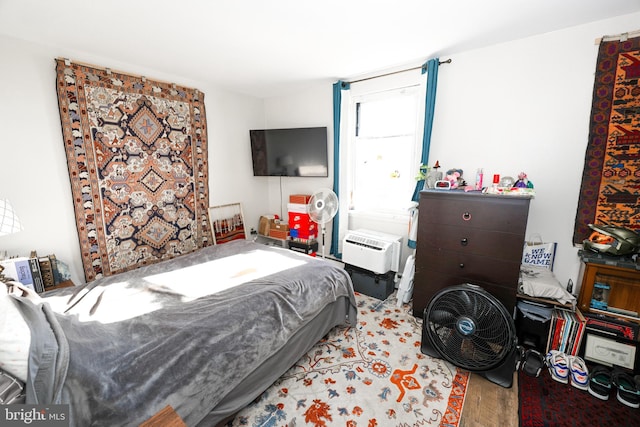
2 11 638 289
262 84 336 248
430 11 640 292
263 11 640 292
0 35 267 285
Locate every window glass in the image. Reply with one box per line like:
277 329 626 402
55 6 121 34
351 86 421 211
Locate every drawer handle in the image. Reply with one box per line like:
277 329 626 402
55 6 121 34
460 238 468 246
459 263 465 269
462 212 471 221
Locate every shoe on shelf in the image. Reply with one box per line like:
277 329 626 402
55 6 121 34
588 366 612 401
522 349 545 377
611 370 640 409
545 350 569 384
568 356 589 391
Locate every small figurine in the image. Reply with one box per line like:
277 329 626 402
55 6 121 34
514 172 534 188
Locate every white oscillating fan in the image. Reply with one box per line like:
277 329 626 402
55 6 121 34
307 188 339 258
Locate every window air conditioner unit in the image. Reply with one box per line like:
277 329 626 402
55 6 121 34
342 229 402 275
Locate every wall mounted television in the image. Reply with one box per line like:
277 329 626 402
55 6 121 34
250 127 328 177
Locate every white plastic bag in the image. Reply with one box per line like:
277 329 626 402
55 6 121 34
522 234 557 270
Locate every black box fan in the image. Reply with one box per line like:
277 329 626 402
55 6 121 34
421 283 518 388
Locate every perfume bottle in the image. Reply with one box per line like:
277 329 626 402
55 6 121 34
475 168 484 190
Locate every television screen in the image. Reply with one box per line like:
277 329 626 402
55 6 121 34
250 127 328 177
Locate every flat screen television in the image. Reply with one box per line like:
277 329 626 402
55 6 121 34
250 127 328 177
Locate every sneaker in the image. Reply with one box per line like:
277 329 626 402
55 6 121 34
515 345 526 371
545 350 569 384
522 349 545 377
612 370 640 408
588 366 612 400
568 356 589 390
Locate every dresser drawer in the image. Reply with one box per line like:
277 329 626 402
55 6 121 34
419 192 530 234
417 224 525 260
418 249 521 286
412 270 517 318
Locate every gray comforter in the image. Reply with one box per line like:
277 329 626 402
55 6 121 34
17 240 356 426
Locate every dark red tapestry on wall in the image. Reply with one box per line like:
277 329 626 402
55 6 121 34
574 36 640 245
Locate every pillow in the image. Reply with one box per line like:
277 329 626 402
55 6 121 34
0 282 32 382
519 264 576 305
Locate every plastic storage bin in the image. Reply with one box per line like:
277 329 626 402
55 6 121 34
345 264 395 300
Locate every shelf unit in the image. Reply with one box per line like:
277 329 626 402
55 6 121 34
577 253 640 325
576 252 640 372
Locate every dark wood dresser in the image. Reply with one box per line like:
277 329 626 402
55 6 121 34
413 190 532 318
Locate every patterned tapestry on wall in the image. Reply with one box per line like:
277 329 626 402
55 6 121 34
574 36 640 245
55 59 213 282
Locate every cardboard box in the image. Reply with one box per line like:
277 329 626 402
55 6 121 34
269 222 289 240
289 194 312 204
258 215 281 236
290 229 317 240
288 240 319 256
288 212 309 222
287 203 309 214
288 213 317 233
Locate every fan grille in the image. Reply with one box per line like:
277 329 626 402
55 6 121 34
308 188 338 224
425 285 515 371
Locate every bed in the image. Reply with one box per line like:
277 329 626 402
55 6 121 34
2 240 357 426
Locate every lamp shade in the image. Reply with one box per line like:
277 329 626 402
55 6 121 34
0 198 23 236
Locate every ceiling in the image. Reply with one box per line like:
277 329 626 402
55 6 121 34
1 0 640 98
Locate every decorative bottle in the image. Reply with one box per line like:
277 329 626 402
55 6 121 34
475 168 484 190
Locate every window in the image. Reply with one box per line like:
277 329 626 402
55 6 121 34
346 81 424 213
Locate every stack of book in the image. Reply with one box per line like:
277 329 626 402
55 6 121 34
545 307 587 356
0 252 66 293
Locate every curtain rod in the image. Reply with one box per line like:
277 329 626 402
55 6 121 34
346 58 452 85
595 29 640 44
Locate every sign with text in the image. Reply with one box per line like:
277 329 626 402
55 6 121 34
522 241 557 270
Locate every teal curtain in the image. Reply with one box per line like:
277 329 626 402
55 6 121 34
331 80 349 257
411 57 439 202
408 58 439 250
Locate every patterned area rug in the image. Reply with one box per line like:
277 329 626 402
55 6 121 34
55 59 212 281
574 36 640 244
518 369 640 426
229 292 469 427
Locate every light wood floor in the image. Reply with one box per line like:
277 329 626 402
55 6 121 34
459 372 519 427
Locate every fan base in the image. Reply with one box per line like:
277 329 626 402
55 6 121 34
421 337 516 388
480 347 516 388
